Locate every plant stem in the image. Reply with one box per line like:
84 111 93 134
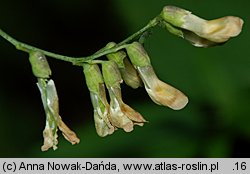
0 17 160 65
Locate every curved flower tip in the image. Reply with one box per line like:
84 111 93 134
150 79 188 110
108 87 147 132
121 103 147 126
203 16 243 43
58 118 80 145
94 110 115 137
109 107 134 133
138 66 188 110
41 123 58 152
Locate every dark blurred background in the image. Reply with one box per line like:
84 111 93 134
0 0 249 157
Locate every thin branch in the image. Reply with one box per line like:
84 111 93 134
0 17 159 65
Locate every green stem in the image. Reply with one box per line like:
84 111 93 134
0 17 160 65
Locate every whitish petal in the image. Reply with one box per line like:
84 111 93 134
202 16 243 43
90 91 115 137
109 88 134 132
137 66 188 110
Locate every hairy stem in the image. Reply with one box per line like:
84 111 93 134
0 17 159 65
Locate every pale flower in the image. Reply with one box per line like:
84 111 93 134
126 42 188 110
29 52 79 151
38 79 80 151
83 63 115 137
161 6 244 47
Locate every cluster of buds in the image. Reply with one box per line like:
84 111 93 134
29 51 80 151
160 6 243 47
83 41 188 137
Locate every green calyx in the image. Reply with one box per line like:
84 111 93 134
161 6 188 28
83 63 104 94
29 51 52 78
102 61 122 88
126 42 151 67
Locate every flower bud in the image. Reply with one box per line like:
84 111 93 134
126 42 188 110
102 61 147 132
161 6 243 45
83 64 115 137
119 57 142 89
106 42 142 89
29 51 51 78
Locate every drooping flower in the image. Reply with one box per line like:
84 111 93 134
102 61 147 132
83 63 115 137
126 42 188 110
161 6 244 47
106 42 142 89
29 51 80 151
37 79 80 151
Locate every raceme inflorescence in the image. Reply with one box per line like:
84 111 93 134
0 5 243 151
